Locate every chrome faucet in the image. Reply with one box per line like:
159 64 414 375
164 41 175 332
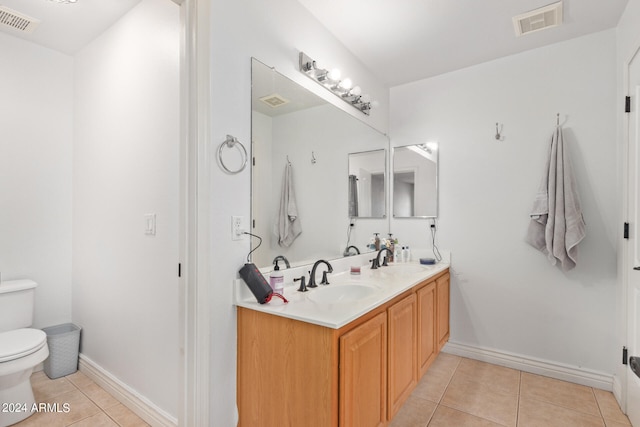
272 255 291 269
308 260 333 288
376 248 393 267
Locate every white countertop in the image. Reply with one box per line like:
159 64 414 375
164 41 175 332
234 256 450 329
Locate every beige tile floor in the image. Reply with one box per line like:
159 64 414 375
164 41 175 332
11 370 149 427
391 353 632 427
11 354 631 427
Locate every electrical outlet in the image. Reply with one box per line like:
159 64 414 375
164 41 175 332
232 216 244 240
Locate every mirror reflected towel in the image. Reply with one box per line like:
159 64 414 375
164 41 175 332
277 163 302 247
348 174 359 217
526 125 586 271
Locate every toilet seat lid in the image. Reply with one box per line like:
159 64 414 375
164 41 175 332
0 328 47 362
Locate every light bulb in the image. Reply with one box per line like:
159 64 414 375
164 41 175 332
360 94 371 103
340 78 353 90
350 86 362 96
328 68 341 81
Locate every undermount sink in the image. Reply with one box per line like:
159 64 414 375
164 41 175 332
380 264 430 275
308 284 376 304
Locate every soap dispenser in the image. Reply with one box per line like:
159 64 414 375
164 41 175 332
270 260 284 296
374 233 381 251
387 233 395 262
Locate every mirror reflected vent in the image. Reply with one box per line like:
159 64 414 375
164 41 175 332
0 6 40 34
259 93 290 108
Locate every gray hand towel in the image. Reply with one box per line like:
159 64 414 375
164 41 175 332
526 126 586 271
277 163 302 247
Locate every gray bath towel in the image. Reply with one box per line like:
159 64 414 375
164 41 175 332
277 163 302 247
526 126 586 271
348 174 359 217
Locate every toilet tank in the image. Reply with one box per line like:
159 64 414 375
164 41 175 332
0 279 38 333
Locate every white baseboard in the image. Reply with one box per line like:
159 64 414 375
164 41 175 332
78 353 177 427
443 341 614 391
612 375 625 412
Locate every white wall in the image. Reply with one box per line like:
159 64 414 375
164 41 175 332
208 0 389 424
0 34 73 329
392 149 437 217
72 0 180 419
390 30 618 376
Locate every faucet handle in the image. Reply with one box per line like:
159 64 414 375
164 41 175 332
370 258 379 269
320 271 330 285
294 276 308 292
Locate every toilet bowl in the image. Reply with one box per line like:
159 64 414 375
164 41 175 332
0 328 49 427
0 280 49 427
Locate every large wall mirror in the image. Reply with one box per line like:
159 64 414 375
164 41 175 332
348 149 386 218
251 58 389 269
392 143 438 218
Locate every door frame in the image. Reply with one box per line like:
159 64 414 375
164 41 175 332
620 41 640 417
179 0 211 425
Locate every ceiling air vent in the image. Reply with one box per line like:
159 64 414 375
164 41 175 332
513 2 562 37
259 94 290 108
0 6 40 34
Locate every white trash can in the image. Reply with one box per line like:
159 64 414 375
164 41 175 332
42 323 81 379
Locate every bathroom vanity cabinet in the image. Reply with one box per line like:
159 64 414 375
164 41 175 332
236 269 450 427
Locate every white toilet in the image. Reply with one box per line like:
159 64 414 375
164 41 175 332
0 280 49 427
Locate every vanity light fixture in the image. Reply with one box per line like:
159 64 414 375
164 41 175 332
408 142 438 158
425 142 438 152
48 0 78 4
299 51 373 116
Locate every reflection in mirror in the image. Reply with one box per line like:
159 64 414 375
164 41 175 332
392 143 438 218
251 58 389 269
347 150 386 218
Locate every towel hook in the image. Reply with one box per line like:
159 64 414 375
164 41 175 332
495 123 504 141
556 113 560 126
218 135 248 174
311 151 317 164
286 155 291 165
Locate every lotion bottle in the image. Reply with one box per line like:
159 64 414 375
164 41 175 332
270 260 284 295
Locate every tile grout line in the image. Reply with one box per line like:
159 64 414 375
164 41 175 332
437 358 520 427
426 356 462 426
590 386 608 427
515 370 522 427
39 373 120 427
66 374 125 427
64 376 101 427
397 355 630 427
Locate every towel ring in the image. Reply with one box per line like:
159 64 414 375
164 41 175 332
218 135 248 174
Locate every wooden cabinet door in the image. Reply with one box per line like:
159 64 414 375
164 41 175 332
417 281 437 378
436 273 450 350
340 312 387 427
387 293 417 419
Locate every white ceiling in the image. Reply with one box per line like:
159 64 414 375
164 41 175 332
1 0 629 85
297 0 629 86
252 59 327 117
0 0 141 54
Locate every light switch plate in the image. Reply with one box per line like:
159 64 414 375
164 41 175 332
144 213 156 235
